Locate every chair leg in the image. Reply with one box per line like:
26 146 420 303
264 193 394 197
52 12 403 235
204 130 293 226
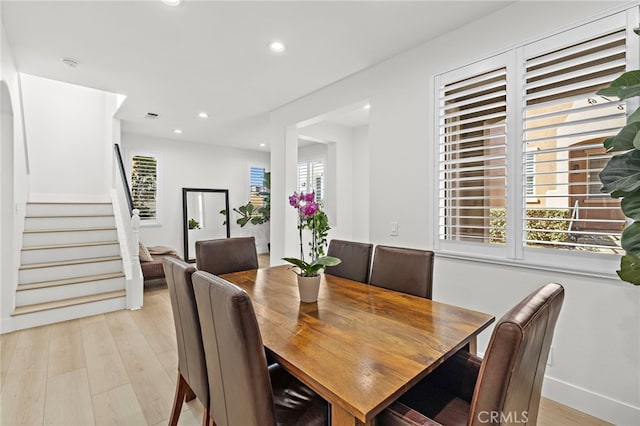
202 407 215 426
169 373 189 426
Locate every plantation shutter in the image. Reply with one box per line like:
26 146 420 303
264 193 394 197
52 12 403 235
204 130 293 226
522 27 627 253
249 166 266 208
437 62 508 245
298 160 324 201
130 154 158 221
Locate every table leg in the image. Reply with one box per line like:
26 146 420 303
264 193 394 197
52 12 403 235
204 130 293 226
331 404 374 426
468 336 477 355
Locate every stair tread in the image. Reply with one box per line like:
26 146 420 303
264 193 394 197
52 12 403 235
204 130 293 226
24 227 116 234
26 214 115 218
12 290 126 316
19 255 122 270
22 241 119 251
27 202 111 204
17 272 126 291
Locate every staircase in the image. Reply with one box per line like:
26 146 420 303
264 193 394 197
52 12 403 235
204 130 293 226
12 202 127 329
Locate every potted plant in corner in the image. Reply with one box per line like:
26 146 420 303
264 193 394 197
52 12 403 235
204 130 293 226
598 27 640 285
283 191 341 302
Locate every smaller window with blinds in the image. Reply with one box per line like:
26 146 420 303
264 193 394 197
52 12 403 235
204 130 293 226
130 153 159 223
298 160 324 201
249 166 267 209
522 28 626 254
437 63 508 246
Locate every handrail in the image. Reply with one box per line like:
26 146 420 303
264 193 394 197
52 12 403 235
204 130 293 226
114 143 134 215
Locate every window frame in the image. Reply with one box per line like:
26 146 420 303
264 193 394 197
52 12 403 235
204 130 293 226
127 150 161 227
432 7 639 278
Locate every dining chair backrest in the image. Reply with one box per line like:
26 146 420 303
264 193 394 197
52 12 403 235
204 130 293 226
192 270 277 426
324 239 373 283
369 245 434 298
162 256 209 409
195 236 259 275
469 282 564 426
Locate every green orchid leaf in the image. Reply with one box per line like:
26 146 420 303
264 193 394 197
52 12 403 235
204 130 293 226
315 256 342 267
621 196 640 220
621 222 640 256
617 254 640 285
282 257 311 271
596 70 640 99
599 150 640 197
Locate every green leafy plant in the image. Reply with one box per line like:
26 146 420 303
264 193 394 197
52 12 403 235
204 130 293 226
598 27 640 285
188 218 201 230
282 191 341 277
221 172 270 227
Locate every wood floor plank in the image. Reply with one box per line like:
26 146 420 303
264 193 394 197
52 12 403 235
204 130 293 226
48 320 86 378
156 349 179 380
0 331 19 391
92 383 147 426
43 368 95 426
80 317 130 396
130 302 176 355
0 370 47 426
106 310 175 425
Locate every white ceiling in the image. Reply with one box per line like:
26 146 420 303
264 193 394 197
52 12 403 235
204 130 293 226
2 1 513 151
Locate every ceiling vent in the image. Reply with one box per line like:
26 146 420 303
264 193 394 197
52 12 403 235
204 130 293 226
145 112 159 119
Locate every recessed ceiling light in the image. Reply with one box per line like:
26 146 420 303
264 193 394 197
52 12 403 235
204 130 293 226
267 40 286 54
363 104 371 110
60 57 79 68
145 112 159 119
259 143 266 147
174 129 183 134
198 112 209 119
161 0 181 6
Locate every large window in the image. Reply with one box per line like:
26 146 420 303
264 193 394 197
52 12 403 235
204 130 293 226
435 10 636 272
129 153 159 224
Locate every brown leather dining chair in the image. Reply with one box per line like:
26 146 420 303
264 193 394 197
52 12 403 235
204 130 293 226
378 283 565 426
162 256 210 426
324 239 373 282
369 245 434 298
195 236 259 275
192 270 329 426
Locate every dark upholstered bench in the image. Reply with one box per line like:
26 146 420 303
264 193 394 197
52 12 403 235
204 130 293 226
139 245 181 282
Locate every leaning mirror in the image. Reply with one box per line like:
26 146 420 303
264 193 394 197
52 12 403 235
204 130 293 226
182 188 230 263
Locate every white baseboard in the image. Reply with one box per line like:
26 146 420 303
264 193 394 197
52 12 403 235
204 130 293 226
543 376 640 425
0 316 16 334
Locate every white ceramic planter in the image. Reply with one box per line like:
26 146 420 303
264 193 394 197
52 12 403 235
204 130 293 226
297 275 321 303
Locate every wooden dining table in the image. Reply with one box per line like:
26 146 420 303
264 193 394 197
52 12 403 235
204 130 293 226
221 265 494 426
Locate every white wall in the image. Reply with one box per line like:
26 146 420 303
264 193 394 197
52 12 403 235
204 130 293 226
1 24 28 333
122 133 270 257
352 125 369 242
269 2 640 424
20 74 115 201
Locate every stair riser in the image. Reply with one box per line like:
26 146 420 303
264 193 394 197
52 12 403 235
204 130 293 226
23 229 118 246
25 215 116 231
26 203 113 216
21 243 120 265
16 277 126 306
10 296 126 332
19 260 123 284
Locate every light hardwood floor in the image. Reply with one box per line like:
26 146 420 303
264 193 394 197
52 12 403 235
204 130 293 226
1 282 611 426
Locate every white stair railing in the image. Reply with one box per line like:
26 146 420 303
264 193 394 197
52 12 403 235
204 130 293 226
111 144 143 310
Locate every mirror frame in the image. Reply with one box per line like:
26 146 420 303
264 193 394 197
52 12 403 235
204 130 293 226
182 187 230 263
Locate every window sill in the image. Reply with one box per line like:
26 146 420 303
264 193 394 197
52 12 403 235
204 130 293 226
434 249 621 282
